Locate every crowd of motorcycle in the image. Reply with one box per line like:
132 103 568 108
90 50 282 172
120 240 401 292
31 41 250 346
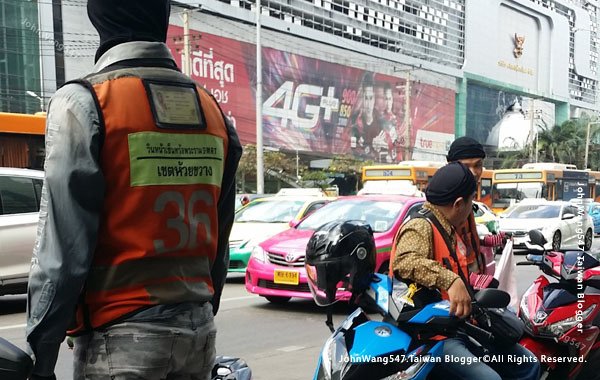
2 227 600 380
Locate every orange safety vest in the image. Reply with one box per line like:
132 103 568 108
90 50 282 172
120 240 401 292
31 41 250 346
428 219 469 300
68 66 229 334
462 212 484 273
389 213 469 300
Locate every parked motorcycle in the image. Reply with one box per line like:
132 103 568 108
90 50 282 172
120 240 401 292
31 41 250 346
517 229 600 380
0 337 251 380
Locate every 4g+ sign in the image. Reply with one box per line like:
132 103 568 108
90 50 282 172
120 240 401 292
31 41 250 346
263 81 342 131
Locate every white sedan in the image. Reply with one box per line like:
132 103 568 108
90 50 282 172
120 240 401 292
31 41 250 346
498 200 593 251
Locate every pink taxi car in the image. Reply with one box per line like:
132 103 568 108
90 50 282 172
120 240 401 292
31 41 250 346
245 195 425 303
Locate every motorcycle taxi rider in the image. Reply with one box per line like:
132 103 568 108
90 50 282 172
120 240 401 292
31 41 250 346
390 162 540 380
446 137 505 286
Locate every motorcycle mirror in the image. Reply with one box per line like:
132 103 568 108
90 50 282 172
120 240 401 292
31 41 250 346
528 230 547 247
473 288 510 309
0 338 33 380
526 254 543 263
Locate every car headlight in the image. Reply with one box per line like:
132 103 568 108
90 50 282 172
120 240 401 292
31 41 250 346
251 246 267 263
540 304 597 336
320 333 350 380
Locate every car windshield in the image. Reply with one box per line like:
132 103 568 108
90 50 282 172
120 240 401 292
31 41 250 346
297 198 405 233
235 199 305 223
492 182 544 208
474 204 486 218
506 204 561 219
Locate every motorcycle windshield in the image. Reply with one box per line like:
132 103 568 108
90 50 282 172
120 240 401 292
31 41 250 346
561 251 600 280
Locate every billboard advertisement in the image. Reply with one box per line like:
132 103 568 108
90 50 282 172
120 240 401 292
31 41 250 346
167 25 455 162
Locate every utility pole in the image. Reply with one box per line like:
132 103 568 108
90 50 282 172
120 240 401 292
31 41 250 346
295 149 300 182
529 99 535 162
403 71 411 160
256 2 264 193
182 9 191 76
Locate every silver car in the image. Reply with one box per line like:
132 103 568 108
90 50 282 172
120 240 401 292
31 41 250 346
0 168 43 295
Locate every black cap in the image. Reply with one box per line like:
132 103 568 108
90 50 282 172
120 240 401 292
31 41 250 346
426 162 477 206
88 0 172 62
447 136 486 162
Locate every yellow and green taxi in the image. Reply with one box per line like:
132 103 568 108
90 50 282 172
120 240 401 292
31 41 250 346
228 195 333 272
474 201 500 234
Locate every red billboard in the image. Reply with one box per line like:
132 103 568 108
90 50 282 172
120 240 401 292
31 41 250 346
167 25 455 162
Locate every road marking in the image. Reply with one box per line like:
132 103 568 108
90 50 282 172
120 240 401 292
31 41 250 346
277 345 306 352
221 295 256 302
0 323 26 331
0 297 254 331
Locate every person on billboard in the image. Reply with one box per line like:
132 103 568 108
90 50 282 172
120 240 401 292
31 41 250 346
25 1 242 379
373 82 401 163
350 72 381 159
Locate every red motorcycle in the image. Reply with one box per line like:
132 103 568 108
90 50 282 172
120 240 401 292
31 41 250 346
517 230 600 380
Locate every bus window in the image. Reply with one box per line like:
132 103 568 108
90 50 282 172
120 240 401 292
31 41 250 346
492 182 544 209
479 178 492 206
541 184 548 199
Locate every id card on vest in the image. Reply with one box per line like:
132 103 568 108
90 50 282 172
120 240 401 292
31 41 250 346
145 81 206 129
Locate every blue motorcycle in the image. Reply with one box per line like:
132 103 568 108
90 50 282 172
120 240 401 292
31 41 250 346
312 274 510 380
305 220 510 380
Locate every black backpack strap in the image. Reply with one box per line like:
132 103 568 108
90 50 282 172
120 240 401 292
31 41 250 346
467 211 484 271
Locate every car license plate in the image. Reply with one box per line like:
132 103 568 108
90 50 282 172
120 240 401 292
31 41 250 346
514 237 527 245
274 270 299 285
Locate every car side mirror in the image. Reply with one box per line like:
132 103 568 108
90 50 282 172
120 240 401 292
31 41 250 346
288 219 300 228
562 213 575 220
528 229 547 247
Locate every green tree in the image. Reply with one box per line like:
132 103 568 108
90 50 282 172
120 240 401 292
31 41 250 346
536 119 586 168
236 144 308 192
327 155 374 193
501 118 591 169
300 170 330 188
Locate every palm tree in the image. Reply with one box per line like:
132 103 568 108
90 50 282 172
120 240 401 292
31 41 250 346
534 119 587 168
500 118 591 169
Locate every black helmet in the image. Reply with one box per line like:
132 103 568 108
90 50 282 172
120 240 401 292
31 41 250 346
305 220 376 306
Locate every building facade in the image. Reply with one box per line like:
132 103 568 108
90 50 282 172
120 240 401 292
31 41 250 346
0 0 42 113
5 0 599 164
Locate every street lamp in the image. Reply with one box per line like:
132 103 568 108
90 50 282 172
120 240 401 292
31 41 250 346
26 91 45 112
255 2 264 194
584 121 600 169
